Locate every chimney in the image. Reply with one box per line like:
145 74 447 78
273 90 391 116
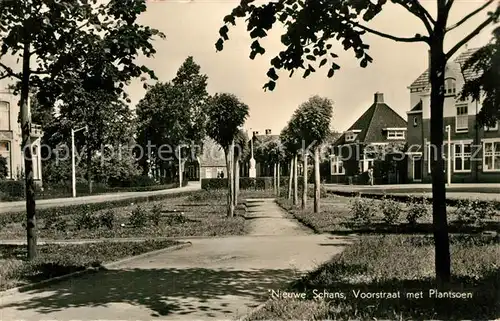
265 129 272 135
374 92 384 103
253 131 259 136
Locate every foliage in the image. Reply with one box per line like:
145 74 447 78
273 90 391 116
0 180 25 198
0 156 7 179
136 57 209 176
129 206 148 228
254 138 286 166
201 177 276 190
206 93 249 150
290 95 334 148
150 204 162 226
454 199 497 225
99 210 115 230
379 196 402 224
406 195 429 226
349 195 375 224
165 213 188 225
75 211 100 231
461 26 500 127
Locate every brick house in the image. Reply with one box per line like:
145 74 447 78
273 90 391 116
195 137 227 179
406 47 500 183
0 83 43 183
330 92 408 184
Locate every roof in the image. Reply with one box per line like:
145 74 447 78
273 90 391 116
254 134 280 144
409 48 480 88
198 137 226 167
410 100 423 112
334 100 407 145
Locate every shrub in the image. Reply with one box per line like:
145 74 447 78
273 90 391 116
201 177 275 190
129 206 148 228
406 195 429 226
454 199 497 225
165 212 188 225
99 210 115 230
379 196 402 224
75 211 99 230
150 204 162 226
0 180 25 198
349 195 375 224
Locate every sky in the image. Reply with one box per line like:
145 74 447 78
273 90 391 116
126 0 497 134
1 0 497 134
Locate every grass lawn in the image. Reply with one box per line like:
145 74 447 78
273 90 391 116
277 194 500 235
0 239 181 291
249 234 500 320
0 189 277 240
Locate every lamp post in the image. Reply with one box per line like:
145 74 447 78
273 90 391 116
72 125 88 198
178 144 187 188
445 125 451 186
249 128 256 178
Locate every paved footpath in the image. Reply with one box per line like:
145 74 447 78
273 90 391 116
0 198 352 321
0 182 201 214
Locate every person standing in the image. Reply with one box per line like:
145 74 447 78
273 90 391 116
368 166 374 186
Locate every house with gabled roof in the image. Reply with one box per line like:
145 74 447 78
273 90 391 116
406 47 500 183
330 92 408 184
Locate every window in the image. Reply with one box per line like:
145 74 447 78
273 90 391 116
331 156 344 175
484 122 499 132
0 101 10 131
413 117 418 127
455 103 468 132
453 143 471 172
483 141 500 171
387 130 405 139
445 78 456 95
345 131 357 142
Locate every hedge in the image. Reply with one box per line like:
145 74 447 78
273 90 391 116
202 176 308 190
0 189 200 226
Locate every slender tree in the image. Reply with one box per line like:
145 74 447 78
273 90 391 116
216 0 500 286
233 129 250 207
280 123 301 205
291 96 334 213
206 93 249 217
0 0 162 259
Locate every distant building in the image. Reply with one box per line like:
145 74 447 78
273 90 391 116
330 92 408 184
196 137 227 179
406 47 500 183
0 85 43 183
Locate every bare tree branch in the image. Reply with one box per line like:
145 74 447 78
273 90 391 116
446 0 495 33
0 62 21 80
446 15 495 60
395 1 435 34
354 22 429 43
445 0 455 14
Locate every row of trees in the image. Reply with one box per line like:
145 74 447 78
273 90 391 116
215 0 500 287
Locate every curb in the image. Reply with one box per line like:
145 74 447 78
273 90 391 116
0 242 192 297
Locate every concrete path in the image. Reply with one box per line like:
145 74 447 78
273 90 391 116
0 182 201 213
0 198 351 321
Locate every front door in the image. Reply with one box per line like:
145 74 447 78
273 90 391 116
413 157 422 181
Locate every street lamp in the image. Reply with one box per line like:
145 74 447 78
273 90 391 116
177 144 188 188
71 125 88 198
249 128 256 178
445 125 451 186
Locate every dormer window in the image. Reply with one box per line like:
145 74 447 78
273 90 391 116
485 121 499 132
384 128 406 140
445 77 456 96
345 129 361 142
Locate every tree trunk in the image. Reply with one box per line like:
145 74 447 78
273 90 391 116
21 42 37 260
314 146 321 213
429 34 451 286
277 162 281 197
233 153 240 207
301 153 307 210
293 153 298 205
288 160 293 199
273 163 277 195
225 141 235 217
